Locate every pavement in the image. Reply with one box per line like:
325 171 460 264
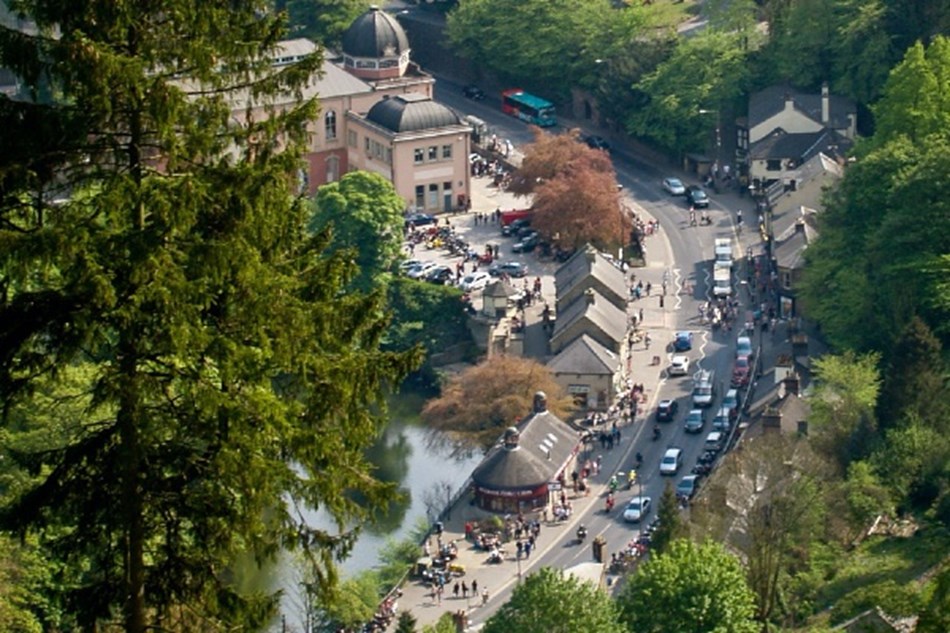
389 142 681 632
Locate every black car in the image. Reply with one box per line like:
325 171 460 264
685 186 709 209
502 217 531 237
425 265 454 285
656 399 679 422
405 212 437 227
463 85 485 100
512 232 540 253
585 135 610 151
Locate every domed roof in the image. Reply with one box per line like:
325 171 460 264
342 5 410 59
366 93 462 133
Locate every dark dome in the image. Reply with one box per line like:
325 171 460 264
366 94 461 133
342 5 410 59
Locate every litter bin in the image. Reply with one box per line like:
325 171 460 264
592 536 607 563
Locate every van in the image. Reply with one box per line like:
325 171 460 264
704 431 724 452
692 370 716 408
713 406 732 432
714 238 733 268
660 448 683 475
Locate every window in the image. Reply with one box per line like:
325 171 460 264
325 111 337 140
766 159 782 171
326 156 340 183
415 185 425 210
441 144 452 160
365 137 370 154
385 148 393 164
414 148 424 164
427 183 439 208
782 272 792 289
427 146 438 161
347 130 357 148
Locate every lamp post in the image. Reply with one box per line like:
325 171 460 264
698 108 722 173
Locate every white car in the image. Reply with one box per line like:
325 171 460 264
623 496 652 523
663 177 686 196
669 355 690 377
660 448 683 475
406 261 437 279
459 271 491 292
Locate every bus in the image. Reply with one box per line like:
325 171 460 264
501 89 557 127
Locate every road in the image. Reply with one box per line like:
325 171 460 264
430 79 758 623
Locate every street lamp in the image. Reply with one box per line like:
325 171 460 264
698 108 722 173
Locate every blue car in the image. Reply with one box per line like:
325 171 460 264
674 331 693 352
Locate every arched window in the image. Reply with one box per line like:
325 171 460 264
325 110 337 140
326 156 340 183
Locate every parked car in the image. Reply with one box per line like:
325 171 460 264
656 399 679 422
406 261 437 279
399 259 423 272
684 409 706 433
736 335 753 359
405 212 437 227
462 85 485 100
732 355 752 387
502 217 531 237
704 431 725 453
673 331 693 352
676 475 699 499
713 406 732 432
425 265 454 285
722 388 739 419
623 496 652 522
459 271 491 292
669 355 690 377
585 135 610 151
685 185 709 208
489 261 527 278
512 232 540 253
663 177 686 196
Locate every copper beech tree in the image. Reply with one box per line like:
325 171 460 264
422 355 574 450
510 129 629 252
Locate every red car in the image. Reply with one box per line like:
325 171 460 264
732 355 752 387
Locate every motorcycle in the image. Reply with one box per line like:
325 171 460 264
605 493 615 513
576 525 588 542
635 452 643 468
652 426 661 441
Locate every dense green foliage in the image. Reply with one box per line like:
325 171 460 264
650 482 684 555
617 539 758 633
482 567 625 633
276 0 371 49
311 171 407 292
0 0 420 630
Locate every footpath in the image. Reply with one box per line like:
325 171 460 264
386 148 679 632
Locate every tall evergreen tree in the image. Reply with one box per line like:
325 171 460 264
877 316 948 433
0 1 419 630
651 482 685 555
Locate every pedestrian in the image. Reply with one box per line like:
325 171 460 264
645 282 652 296
481 588 489 605
453 582 460 598
437 585 443 604
639 308 644 324
462 581 468 598
472 579 478 595
524 541 532 558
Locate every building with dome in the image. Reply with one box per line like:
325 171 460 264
470 393 582 514
234 5 471 210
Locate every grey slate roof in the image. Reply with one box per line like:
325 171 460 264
366 93 462 133
774 211 818 270
749 128 850 161
551 289 627 352
310 58 373 99
471 410 579 490
342 6 410 59
555 245 626 304
547 334 619 376
749 85 856 131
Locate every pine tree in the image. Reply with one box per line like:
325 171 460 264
651 481 685 555
0 1 420 630
395 610 418 633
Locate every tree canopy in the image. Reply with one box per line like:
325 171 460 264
617 539 759 633
482 567 625 633
0 1 419 629
421 355 573 450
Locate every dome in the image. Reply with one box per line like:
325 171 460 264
366 93 462 133
341 5 410 60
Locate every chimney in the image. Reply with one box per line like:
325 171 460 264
762 406 782 433
533 391 548 413
821 82 830 125
794 219 806 235
784 92 795 113
585 248 597 265
783 372 800 397
585 288 596 305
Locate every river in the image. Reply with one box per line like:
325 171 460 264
255 394 483 631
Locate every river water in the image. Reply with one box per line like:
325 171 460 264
258 395 483 631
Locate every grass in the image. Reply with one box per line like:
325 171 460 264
813 525 950 609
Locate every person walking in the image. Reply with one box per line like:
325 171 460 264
462 581 468 598
453 582 460 598
472 579 478 595
481 588 489 605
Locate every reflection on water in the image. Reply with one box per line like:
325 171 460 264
257 398 482 629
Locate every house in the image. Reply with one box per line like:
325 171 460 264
546 334 622 410
833 607 918 633
744 84 855 189
549 289 627 356
554 245 627 313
